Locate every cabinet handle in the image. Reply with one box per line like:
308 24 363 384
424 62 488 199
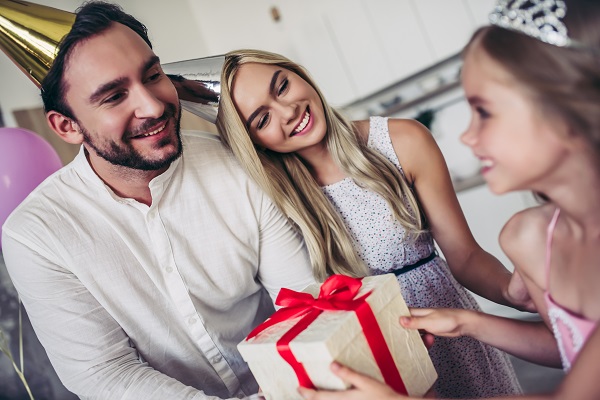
270 6 281 22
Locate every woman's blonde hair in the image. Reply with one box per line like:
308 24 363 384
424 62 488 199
216 49 424 281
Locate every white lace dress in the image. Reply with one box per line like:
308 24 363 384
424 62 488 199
321 116 522 398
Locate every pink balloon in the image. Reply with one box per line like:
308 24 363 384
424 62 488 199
0 128 63 250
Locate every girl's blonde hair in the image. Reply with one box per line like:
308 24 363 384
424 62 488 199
216 49 424 281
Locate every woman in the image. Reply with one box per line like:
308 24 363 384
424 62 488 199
215 49 524 398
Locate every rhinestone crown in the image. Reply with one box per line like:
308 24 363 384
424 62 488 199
489 0 576 47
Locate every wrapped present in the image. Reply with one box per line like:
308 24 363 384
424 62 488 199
238 274 437 400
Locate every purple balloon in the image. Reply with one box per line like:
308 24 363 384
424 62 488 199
0 128 63 250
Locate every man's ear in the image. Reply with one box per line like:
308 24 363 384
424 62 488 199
46 111 84 144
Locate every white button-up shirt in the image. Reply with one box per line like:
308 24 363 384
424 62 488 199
2 131 315 399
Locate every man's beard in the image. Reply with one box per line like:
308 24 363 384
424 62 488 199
80 103 183 171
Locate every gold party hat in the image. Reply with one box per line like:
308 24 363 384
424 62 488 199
0 0 74 87
0 0 224 123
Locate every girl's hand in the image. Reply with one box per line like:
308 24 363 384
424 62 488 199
298 363 409 400
400 308 474 338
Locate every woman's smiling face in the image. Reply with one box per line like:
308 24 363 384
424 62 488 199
231 62 327 156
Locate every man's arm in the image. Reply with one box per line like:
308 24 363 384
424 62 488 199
1 233 233 400
252 195 316 302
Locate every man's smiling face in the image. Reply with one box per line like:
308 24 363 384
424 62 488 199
63 22 182 171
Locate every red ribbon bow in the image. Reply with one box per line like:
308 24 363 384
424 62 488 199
246 275 407 394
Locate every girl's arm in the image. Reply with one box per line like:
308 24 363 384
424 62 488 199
386 119 524 308
401 308 561 367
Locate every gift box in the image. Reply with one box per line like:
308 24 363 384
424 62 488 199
238 274 437 400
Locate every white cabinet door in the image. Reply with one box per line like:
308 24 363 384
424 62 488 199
189 0 284 54
274 0 359 105
188 0 485 105
464 0 498 27
411 0 476 60
318 0 394 100
279 0 429 104
190 0 357 105
361 0 435 89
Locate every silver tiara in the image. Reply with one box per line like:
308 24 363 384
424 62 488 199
489 0 578 48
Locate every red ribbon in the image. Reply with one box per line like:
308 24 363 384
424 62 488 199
246 275 408 394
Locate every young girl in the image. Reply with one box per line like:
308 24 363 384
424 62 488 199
215 48 525 397
299 0 600 399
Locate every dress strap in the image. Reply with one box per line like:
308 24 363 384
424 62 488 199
545 208 561 289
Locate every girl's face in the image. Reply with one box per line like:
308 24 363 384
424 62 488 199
460 46 570 194
231 62 327 156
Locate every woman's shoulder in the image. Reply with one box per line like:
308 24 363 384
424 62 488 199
354 117 441 185
352 117 433 147
387 118 437 155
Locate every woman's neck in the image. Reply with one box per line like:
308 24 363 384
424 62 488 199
298 146 346 186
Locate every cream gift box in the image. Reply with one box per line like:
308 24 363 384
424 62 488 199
237 274 437 400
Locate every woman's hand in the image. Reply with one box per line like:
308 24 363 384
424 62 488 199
298 363 409 400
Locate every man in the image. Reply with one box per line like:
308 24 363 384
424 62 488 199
1 2 315 399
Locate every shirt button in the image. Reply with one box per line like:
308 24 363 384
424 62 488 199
188 317 197 325
166 267 174 273
211 355 223 364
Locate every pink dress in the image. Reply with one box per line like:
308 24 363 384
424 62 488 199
544 209 598 370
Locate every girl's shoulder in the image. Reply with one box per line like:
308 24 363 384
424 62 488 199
501 203 555 242
500 203 556 278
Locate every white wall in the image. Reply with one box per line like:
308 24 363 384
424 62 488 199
119 0 209 63
0 0 209 127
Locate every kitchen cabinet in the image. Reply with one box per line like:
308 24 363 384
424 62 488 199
465 0 498 27
190 0 495 106
272 0 360 105
410 0 476 61
190 0 357 105
359 0 435 94
429 94 480 182
317 0 397 101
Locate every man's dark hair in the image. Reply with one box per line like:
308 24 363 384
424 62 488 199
41 1 152 118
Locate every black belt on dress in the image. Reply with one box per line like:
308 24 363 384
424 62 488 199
393 250 438 276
